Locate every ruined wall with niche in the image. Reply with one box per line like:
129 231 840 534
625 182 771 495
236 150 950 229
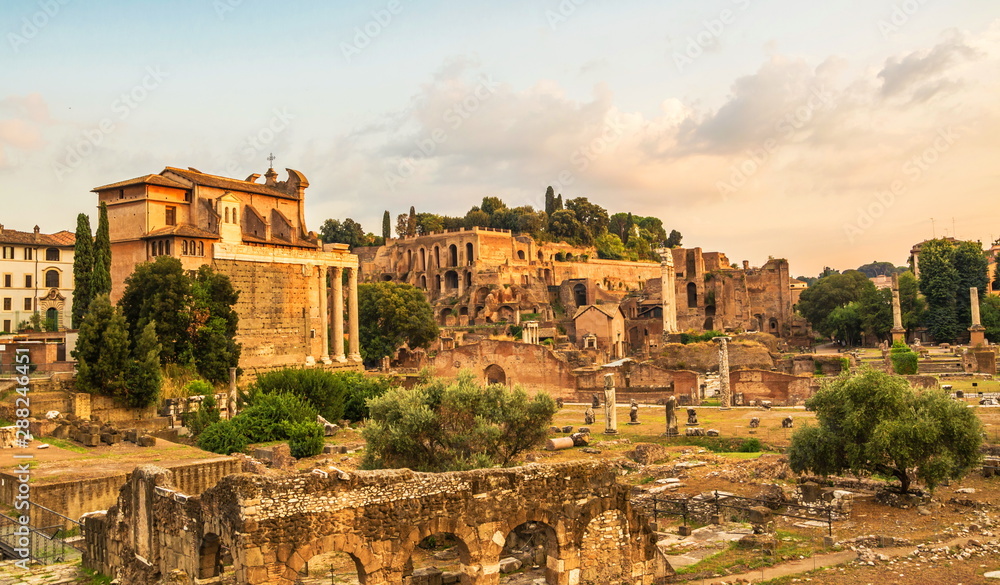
429 339 577 396
84 461 671 585
731 369 819 406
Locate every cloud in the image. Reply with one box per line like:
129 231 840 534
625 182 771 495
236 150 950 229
877 32 980 100
0 94 52 167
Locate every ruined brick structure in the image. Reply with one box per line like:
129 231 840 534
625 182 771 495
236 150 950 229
84 461 671 585
730 369 820 406
93 166 362 371
358 231 795 357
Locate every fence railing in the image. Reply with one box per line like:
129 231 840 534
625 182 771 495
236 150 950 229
652 490 836 536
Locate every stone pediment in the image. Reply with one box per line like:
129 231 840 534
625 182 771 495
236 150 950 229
41 288 65 302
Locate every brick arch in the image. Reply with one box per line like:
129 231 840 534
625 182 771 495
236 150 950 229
499 511 568 585
394 517 481 584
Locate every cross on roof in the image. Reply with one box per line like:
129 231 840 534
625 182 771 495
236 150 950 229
267 153 276 167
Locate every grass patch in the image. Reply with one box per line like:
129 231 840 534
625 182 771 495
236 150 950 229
40 437 88 453
79 567 114 585
675 530 822 576
716 452 764 459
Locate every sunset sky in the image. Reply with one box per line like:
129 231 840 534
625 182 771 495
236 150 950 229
2 0 999 277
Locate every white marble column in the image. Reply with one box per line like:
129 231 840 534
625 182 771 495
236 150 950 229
971 287 982 327
348 266 361 362
319 266 331 364
331 267 346 362
715 336 731 409
659 249 678 334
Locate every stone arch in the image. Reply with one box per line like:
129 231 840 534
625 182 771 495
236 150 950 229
769 317 779 332
496 305 515 322
406 249 412 270
440 308 454 326
517 250 526 260
703 317 714 330
434 245 441 269
537 250 544 261
420 275 427 289
499 515 564 585
465 271 472 288
484 364 506 385
381 274 394 282
466 242 474 265
686 282 697 308
459 306 469 317
573 283 587 307
449 244 458 267
542 268 552 285
419 248 426 271
286 532 374 584
445 270 459 290
474 287 491 305
580 510 632 584
397 520 478 585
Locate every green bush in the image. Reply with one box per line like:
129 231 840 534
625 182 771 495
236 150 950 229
234 392 317 443
342 373 394 421
183 379 214 397
679 330 725 344
285 420 325 458
738 438 763 453
246 368 347 422
890 342 918 375
187 393 220 437
197 420 248 455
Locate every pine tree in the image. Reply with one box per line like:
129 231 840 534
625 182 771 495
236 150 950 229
72 214 94 328
99 307 130 397
382 210 391 241
406 206 417 237
126 321 162 408
92 202 112 297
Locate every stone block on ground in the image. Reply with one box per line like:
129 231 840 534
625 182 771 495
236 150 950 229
137 435 157 447
498 557 522 574
83 434 101 447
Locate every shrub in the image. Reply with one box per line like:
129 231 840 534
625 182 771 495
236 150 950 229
285 420 325 458
738 438 763 453
234 392 317 443
342 373 395 421
187 393 220 437
890 342 918 375
679 330 725 344
246 368 346 422
197 420 247 455
183 379 213 396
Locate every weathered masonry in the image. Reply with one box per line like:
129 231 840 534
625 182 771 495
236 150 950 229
93 165 362 371
84 461 671 585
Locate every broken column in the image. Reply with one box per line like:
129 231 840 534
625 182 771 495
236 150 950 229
227 367 238 420
714 336 732 409
664 395 678 437
603 373 617 434
891 273 906 345
658 248 678 335
969 287 986 347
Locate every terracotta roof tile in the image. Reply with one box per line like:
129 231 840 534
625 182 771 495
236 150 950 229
0 228 75 247
92 174 188 192
164 167 300 200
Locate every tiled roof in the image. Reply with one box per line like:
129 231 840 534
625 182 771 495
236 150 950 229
143 225 220 239
0 228 75 247
572 304 623 321
164 167 299 199
92 174 188 191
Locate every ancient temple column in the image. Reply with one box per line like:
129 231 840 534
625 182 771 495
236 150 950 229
348 266 362 362
659 249 678 334
969 286 986 346
715 336 731 409
603 373 617 434
330 266 346 362
890 274 906 345
318 266 331 364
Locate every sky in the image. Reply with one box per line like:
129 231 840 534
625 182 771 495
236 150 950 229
1 0 999 277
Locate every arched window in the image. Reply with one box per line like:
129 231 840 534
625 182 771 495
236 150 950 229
45 269 59 288
687 282 698 308
449 244 458 267
158 241 164 256
225 208 230 223
198 241 204 256
45 248 60 261
164 240 171 255
466 242 474 265
182 240 188 255
517 250 526 260
232 208 239 223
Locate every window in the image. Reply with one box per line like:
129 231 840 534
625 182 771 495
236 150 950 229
24 248 32 260
119 189 125 200
197 241 204 256
165 206 177 226
23 298 32 311
45 269 59 288
1 246 13 259
45 248 60 261
24 275 31 288
225 208 230 223
2 298 10 311
2 274 10 287
2 320 10 333
182 240 188 255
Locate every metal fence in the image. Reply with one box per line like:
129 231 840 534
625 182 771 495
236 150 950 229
653 490 836 536
0 512 80 565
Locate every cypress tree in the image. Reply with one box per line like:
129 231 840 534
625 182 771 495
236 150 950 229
382 210 391 241
72 214 94 328
544 186 555 215
126 321 163 408
554 194 563 211
406 206 417 237
92 202 112 297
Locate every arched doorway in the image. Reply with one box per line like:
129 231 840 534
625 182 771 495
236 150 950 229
573 283 587 307
501 521 559 584
445 271 459 290
198 533 233 580
45 307 58 331
406 532 472 585
419 248 426 270
466 242 474 265
449 244 458 267
484 364 506 385
686 282 697 308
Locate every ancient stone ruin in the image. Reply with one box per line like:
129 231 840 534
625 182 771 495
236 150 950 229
83 461 671 585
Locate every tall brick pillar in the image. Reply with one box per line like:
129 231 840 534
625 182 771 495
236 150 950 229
348 266 361 362
330 266 346 362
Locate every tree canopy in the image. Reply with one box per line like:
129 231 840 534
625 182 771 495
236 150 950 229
72 214 94 328
358 282 438 366
788 369 982 493
918 239 988 342
361 371 557 471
